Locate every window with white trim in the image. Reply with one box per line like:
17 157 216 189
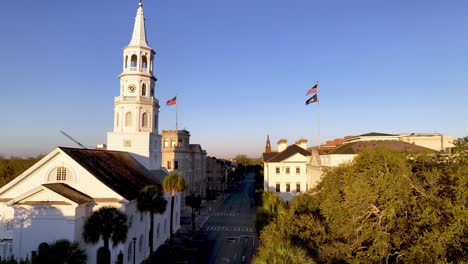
56 167 67 181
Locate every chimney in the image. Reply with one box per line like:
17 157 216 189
295 139 308 150
277 139 287 152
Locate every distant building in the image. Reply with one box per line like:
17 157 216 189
312 132 455 153
265 132 450 201
161 130 207 201
263 137 311 201
206 157 227 193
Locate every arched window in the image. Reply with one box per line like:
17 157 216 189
48 166 74 182
130 55 137 69
125 112 132 127
156 223 160 239
164 138 169 148
125 55 128 68
142 56 148 69
127 242 132 262
142 84 146 96
141 113 148 128
56 167 67 181
139 234 143 252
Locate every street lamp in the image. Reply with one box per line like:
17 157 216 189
132 237 136 264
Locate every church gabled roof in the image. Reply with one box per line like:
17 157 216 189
265 144 311 162
42 183 93 205
262 152 278 162
59 147 159 200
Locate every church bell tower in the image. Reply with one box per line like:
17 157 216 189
107 2 161 170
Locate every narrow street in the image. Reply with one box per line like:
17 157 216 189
148 173 259 264
198 173 258 264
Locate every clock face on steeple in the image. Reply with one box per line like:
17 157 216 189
128 84 136 93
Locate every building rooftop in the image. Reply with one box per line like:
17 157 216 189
60 147 160 200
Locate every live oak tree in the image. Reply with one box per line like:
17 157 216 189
256 145 468 263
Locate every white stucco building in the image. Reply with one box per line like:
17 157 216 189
263 137 311 201
264 134 440 201
0 3 180 263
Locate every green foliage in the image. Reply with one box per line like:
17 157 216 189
234 154 262 166
82 207 128 250
255 145 468 263
34 239 87 264
185 192 202 210
260 191 284 215
0 257 30 264
137 185 167 253
185 192 202 233
0 155 42 187
162 172 186 196
252 240 315 264
162 172 186 240
254 191 285 235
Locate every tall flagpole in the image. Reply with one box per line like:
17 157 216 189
317 81 321 151
176 94 179 131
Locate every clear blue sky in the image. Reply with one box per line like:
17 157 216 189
1 0 467 159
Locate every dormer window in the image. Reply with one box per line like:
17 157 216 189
56 167 67 181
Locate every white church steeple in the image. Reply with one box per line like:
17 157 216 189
107 2 162 170
129 2 149 48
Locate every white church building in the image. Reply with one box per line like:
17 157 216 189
0 2 180 263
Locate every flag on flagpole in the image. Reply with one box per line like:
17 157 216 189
305 84 318 96
306 94 318 105
166 96 177 106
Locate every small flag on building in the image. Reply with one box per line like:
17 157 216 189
305 84 318 96
166 96 177 106
306 94 318 105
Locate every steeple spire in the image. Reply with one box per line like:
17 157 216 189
265 135 272 153
129 1 149 48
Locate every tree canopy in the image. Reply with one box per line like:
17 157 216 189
82 207 129 249
0 155 42 187
137 185 167 254
162 172 186 240
255 146 468 263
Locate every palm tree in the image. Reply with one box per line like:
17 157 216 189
162 172 185 240
185 192 202 233
82 207 128 264
35 239 87 264
137 185 167 254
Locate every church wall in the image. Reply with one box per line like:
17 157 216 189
11 205 77 259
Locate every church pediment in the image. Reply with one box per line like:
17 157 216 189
7 184 92 207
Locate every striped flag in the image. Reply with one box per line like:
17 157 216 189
166 96 177 106
305 84 318 96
